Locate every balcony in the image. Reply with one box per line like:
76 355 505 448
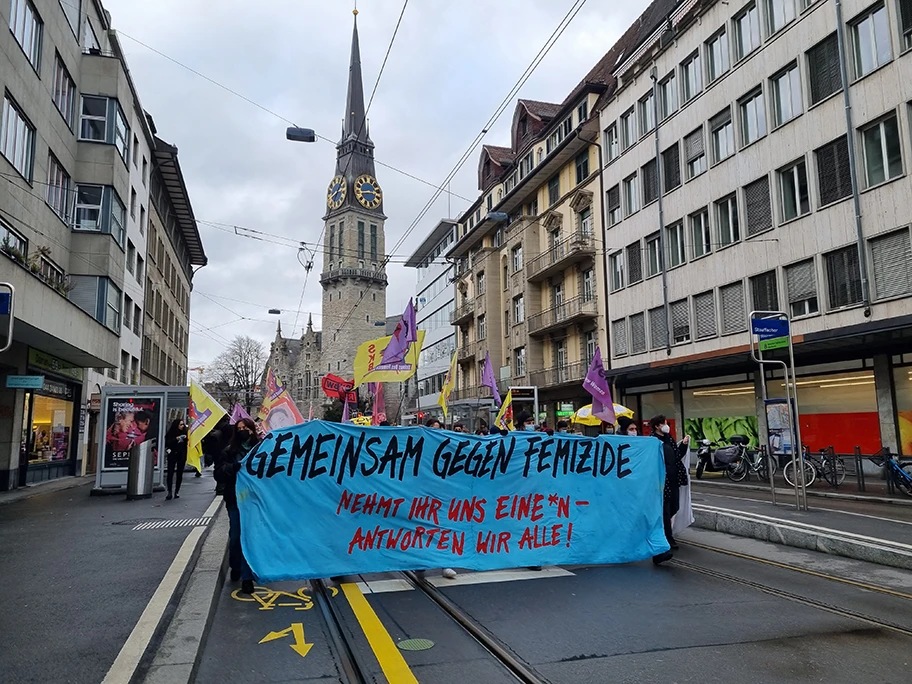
528 295 598 336
457 341 478 362
527 231 596 282
529 361 587 389
451 300 475 325
320 267 388 286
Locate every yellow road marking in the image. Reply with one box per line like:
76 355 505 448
340 582 419 684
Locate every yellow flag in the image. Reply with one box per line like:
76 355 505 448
188 379 228 472
353 330 426 386
437 350 458 419
495 389 514 431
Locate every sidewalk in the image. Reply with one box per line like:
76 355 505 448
690 488 912 571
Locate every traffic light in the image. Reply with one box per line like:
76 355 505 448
417 412 425 419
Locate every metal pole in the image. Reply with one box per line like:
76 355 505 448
651 68 671 354
785 331 808 510
757 364 776 505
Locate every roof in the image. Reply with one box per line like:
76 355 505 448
152 136 207 267
483 145 515 166
405 219 458 268
518 99 562 121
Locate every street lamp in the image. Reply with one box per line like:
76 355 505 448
286 127 317 143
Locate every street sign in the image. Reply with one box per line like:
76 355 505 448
5 375 45 389
751 318 789 339
759 336 789 351
0 292 10 315
0 284 12 354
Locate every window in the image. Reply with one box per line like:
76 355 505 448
0 217 28 255
612 319 629 356
694 290 717 338
646 233 662 277
815 136 852 206
639 92 656 135
716 195 740 246
127 241 135 274
630 312 647 353
1 96 35 179
548 175 560 205
579 207 592 236
610 252 624 291
870 229 912 299
132 135 139 168
605 124 619 161
607 185 620 225
577 100 589 122
666 222 685 267
139 206 146 235
60 0 81 35
357 220 365 259
690 209 712 259
477 271 486 295
79 96 107 141
111 192 126 246
124 295 133 331
477 314 486 340
767 0 796 34
642 160 659 204
720 281 746 333
53 55 76 128
84 16 99 52
901 0 912 50
662 143 681 191
684 127 706 179
851 5 892 78
45 154 70 220
671 299 690 343
623 173 639 216
142 157 148 186
129 187 137 218
511 244 523 272
785 259 819 316
706 30 730 83
74 185 103 231
328 225 335 262
779 160 810 221
370 224 378 261
514 347 526 377
114 105 129 163
862 114 903 186
9 0 42 68
739 89 767 146
711 109 735 164
751 270 779 310
585 331 596 366
659 73 677 120
771 64 802 127
807 34 842 104
627 242 643 284
512 295 525 323
106 280 122 333
136 254 144 282
649 306 667 349
825 245 863 308
583 268 595 302
133 304 141 335
620 108 636 150
734 3 761 60
681 52 702 102
744 176 772 236
574 152 589 185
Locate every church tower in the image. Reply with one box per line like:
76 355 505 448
320 10 388 381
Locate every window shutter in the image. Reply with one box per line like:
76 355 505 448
671 299 690 342
612 319 629 356
694 291 717 338
711 108 731 131
662 143 681 191
643 159 659 203
816 136 851 206
744 176 772 236
630 313 646 352
649 306 667 349
750 270 779 311
807 34 841 105
901 0 912 34
786 260 816 302
68 275 100 318
870 229 912 299
720 281 746 333
607 185 620 212
684 129 704 162
825 245 863 308
627 242 642 283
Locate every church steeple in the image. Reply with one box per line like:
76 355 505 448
342 11 369 145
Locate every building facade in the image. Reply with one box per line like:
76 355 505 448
598 0 912 455
266 13 388 416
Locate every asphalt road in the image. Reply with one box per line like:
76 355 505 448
0 474 216 684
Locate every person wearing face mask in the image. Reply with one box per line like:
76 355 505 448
515 411 536 432
616 416 639 437
215 418 261 594
648 414 689 563
164 419 189 500
555 420 569 434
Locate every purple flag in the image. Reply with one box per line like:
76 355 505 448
341 399 350 423
377 298 417 370
582 347 616 424
229 403 252 426
481 351 502 406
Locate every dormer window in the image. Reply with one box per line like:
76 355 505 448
519 115 528 137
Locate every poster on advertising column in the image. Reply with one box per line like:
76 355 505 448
102 396 161 470
237 421 669 581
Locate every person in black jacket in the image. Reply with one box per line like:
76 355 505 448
649 414 690 564
215 418 260 594
164 419 189 500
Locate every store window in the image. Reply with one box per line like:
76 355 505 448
19 378 76 484
894 364 912 456
684 383 759 448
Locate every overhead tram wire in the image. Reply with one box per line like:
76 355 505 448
331 0 591 336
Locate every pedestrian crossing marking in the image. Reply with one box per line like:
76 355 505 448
133 517 212 530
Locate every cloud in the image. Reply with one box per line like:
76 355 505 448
104 0 641 366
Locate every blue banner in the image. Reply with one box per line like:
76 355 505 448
237 421 669 581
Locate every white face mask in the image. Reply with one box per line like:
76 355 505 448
557 428 567 433
627 429 638 436
524 424 536 431
660 424 671 434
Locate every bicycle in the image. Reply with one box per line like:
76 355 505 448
783 446 846 488
870 453 912 498
725 445 777 483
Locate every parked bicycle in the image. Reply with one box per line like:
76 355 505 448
870 453 912 497
783 446 846 488
725 442 777 483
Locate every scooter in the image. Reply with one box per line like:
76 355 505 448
694 436 749 479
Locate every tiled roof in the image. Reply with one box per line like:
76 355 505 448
518 98 562 121
483 145 515 166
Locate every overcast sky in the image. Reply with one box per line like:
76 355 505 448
104 0 646 371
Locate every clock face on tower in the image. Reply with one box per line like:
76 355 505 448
354 175 382 209
326 175 347 210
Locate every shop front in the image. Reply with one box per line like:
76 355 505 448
892 355 911 456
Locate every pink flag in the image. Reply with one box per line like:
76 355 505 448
376 298 417 370
229 403 252 425
368 382 386 425
341 399 350 423
582 347 616 424
308 403 314 421
481 351 502 406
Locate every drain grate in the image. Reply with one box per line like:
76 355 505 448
397 638 435 651
133 517 212 530
113 518 165 526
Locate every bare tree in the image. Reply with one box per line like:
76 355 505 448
204 336 267 412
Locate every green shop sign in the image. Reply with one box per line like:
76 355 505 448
28 348 84 382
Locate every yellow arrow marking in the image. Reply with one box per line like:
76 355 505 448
258 622 313 658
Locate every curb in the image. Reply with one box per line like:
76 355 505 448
140 503 228 683
692 504 912 571
0 475 94 505
692 480 912 507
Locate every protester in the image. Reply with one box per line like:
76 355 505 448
164 419 188 501
617 416 638 436
672 440 695 535
216 418 261 593
649 414 689 565
515 411 536 431
453 422 465 433
425 418 441 428
379 420 391 427
556 420 569 433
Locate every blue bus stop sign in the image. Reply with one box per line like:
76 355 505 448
751 318 789 340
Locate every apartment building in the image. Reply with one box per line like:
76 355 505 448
0 0 159 488
404 219 457 422
447 78 611 427
599 0 912 455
